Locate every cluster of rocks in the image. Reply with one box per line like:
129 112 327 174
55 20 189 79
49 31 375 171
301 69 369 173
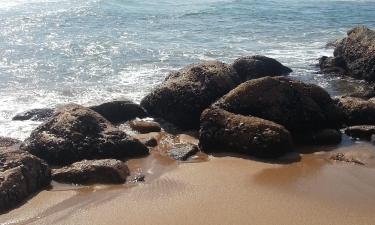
319 26 375 81
2 25 374 213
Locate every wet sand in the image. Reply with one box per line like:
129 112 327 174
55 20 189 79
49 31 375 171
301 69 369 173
1 137 375 225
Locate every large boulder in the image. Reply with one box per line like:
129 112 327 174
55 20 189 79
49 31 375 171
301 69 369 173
0 148 50 213
321 26 375 81
232 55 292 81
52 159 129 184
215 76 343 133
21 104 149 166
335 96 375 125
199 108 292 158
140 61 241 129
12 108 55 121
90 100 147 123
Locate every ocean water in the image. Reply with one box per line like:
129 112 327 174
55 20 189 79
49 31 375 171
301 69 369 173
0 0 374 139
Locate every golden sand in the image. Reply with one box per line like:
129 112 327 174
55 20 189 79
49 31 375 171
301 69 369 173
1 140 375 225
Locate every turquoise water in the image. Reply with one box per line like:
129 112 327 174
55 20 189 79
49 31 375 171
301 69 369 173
0 0 375 138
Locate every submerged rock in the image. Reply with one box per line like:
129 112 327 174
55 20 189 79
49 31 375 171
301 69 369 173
12 108 54 121
52 159 129 184
141 61 241 129
166 143 199 161
0 148 50 213
90 100 147 123
21 104 149 165
199 108 292 158
335 96 375 125
344 125 375 140
129 120 161 134
232 55 292 81
215 76 343 132
0 137 21 148
321 26 375 81
329 152 366 166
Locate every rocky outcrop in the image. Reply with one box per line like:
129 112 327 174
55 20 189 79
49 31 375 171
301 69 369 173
215 76 343 132
166 143 200 161
12 108 54 121
199 108 292 158
52 159 129 184
90 100 147 123
129 120 161 134
320 26 375 81
344 125 375 140
141 61 241 129
232 55 292 81
0 148 50 213
0 137 21 148
21 104 149 166
319 56 347 74
335 96 375 125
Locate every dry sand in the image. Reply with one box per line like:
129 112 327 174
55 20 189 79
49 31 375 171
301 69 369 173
1 140 375 225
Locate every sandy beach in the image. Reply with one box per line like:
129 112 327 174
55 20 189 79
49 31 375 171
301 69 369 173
2 137 375 225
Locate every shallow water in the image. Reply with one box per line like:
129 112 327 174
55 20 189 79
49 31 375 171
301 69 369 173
0 0 375 139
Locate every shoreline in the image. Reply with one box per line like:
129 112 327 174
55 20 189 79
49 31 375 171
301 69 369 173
2 141 375 225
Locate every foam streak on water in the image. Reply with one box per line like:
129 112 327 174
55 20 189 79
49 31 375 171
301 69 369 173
0 0 375 139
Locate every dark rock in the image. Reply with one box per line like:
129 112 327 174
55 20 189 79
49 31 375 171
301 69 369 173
335 96 375 125
12 108 54 121
0 148 50 213
140 61 241 129
52 159 129 184
199 108 292 158
166 143 199 161
294 129 342 145
344 125 375 140
232 55 292 81
143 137 158 147
0 137 21 148
90 100 147 123
322 26 375 81
215 76 344 132
129 120 161 134
21 104 149 166
347 88 375 100
319 56 348 74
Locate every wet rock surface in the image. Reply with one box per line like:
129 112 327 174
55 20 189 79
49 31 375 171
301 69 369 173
90 100 147 123
141 61 241 129
215 76 343 132
21 104 149 166
0 148 50 213
166 143 199 161
319 56 348 74
199 107 292 158
12 108 55 121
0 137 21 148
329 152 366 166
232 55 292 81
344 125 375 140
321 26 375 81
335 96 375 125
129 120 161 134
52 159 129 184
